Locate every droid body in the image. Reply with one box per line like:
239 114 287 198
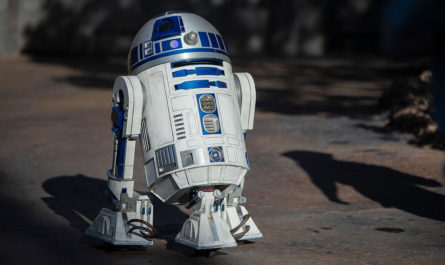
86 12 262 249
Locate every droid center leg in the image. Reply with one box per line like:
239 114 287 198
176 189 237 249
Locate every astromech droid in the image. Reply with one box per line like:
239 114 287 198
86 11 262 250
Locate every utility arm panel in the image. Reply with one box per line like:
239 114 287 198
234 73 256 131
110 76 144 180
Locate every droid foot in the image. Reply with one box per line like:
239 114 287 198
175 190 237 249
85 194 156 245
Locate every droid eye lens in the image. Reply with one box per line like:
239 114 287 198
157 20 174 32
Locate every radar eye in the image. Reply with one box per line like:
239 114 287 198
157 19 174 32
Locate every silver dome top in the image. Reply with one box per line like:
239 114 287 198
127 12 230 75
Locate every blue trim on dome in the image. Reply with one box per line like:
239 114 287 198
131 47 228 71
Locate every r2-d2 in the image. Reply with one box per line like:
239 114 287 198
86 12 262 250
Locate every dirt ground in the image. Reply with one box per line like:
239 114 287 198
0 55 444 265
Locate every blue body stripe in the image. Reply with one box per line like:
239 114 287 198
199 32 210 47
175 80 227 90
208 33 219 48
171 58 223 68
172 67 224 77
117 139 127 178
131 48 228 70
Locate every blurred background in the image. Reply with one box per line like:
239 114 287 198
1 1 445 264
0 0 426 57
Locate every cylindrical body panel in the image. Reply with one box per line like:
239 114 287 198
138 61 248 203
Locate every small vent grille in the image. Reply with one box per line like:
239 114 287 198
174 114 186 140
140 118 150 152
203 114 220 133
155 144 177 174
199 95 216 113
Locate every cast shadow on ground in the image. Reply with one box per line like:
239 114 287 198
283 151 445 221
41 174 190 252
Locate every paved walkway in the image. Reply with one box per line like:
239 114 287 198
0 55 444 264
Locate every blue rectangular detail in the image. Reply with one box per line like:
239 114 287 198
216 35 226 51
117 139 127 178
208 33 219 48
179 17 185 32
175 80 227 90
199 32 210 47
139 44 143 60
161 38 183 52
152 16 182 41
195 67 224 76
172 69 188 77
155 42 161 53
172 67 224 78
176 80 211 89
142 207 145 214
130 47 138 66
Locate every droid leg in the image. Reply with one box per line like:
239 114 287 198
86 76 156 245
85 174 157 245
223 180 263 241
176 190 237 249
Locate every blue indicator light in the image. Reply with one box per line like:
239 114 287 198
148 207 152 214
222 204 225 211
142 207 145 214
170 40 179 48
215 205 219 211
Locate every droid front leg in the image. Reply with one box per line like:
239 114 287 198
86 76 157 245
223 180 263 241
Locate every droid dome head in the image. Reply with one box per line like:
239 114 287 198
127 12 230 74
